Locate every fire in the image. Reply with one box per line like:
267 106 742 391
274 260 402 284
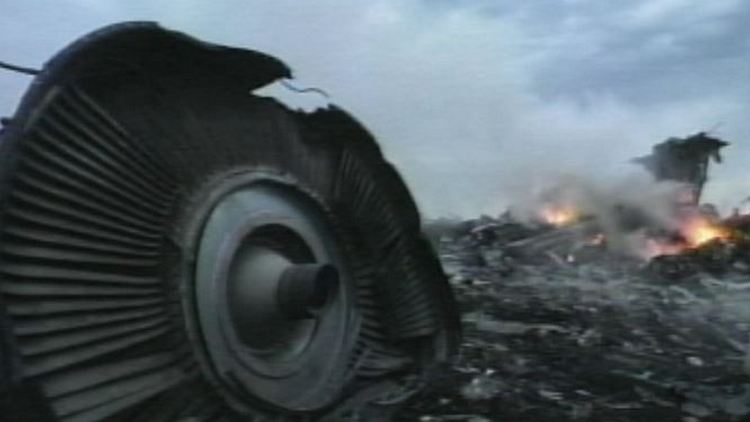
643 216 731 259
540 205 579 227
643 238 686 259
681 217 730 247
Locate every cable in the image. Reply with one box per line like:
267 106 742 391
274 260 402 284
0 60 40 76
280 79 330 98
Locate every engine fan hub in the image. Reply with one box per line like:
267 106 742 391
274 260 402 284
188 175 355 414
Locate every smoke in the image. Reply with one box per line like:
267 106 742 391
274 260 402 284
509 168 694 258
0 1 748 219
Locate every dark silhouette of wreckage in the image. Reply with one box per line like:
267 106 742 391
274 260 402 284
0 22 460 421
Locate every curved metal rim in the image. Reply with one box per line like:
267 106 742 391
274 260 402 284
177 169 361 415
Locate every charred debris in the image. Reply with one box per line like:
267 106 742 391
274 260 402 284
425 132 746 280
397 133 750 421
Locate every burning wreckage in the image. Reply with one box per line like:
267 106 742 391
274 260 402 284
403 133 750 421
438 132 741 276
0 22 748 422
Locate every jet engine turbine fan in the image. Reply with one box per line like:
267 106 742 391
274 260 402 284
0 22 460 421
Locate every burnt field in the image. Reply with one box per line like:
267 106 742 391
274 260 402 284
396 221 750 422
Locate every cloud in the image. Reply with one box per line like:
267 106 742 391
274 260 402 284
0 1 747 218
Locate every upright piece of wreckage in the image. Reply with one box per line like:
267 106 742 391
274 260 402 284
0 23 460 421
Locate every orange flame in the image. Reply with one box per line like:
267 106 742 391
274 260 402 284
643 216 731 259
681 217 730 247
540 205 579 227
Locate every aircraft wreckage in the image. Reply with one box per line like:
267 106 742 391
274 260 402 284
0 23 460 421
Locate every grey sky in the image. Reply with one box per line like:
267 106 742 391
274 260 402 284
1 0 748 217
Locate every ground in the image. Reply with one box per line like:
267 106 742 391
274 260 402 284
396 234 750 422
